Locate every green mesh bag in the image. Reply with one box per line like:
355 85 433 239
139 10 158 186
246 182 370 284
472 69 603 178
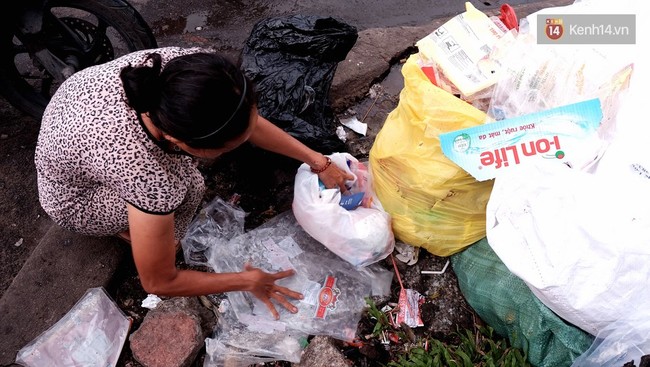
450 238 593 367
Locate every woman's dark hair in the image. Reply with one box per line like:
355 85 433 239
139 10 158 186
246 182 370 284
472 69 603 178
120 52 255 149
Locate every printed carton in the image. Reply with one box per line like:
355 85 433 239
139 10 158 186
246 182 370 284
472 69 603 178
440 99 603 181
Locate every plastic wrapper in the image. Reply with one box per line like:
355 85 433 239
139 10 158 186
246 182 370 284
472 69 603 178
185 199 393 366
369 53 494 256
241 15 358 154
181 197 246 267
204 299 307 367
293 152 395 267
440 99 606 181
15 287 130 367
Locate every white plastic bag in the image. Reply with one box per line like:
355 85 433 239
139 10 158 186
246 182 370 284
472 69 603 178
486 1 650 340
571 315 650 367
485 33 650 336
15 288 130 367
292 152 394 267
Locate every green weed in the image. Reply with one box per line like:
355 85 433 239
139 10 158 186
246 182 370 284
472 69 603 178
364 298 530 366
365 297 392 336
387 326 530 367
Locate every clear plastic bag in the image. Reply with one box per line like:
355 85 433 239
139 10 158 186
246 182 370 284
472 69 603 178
571 316 650 367
204 299 308 367
181 197 246 267
486 20 633 143
184 198 393 366
15 287 130 367
205 211 392 340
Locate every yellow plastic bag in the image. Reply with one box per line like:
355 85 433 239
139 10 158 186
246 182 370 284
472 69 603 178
369 54 493 256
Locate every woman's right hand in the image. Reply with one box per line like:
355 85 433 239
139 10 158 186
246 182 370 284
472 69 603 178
242 263 303 320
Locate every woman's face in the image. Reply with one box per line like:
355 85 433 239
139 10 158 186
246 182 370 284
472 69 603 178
172 108 259 159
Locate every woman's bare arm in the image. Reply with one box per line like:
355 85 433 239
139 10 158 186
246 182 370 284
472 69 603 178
127 204 302 319
247 115 354 190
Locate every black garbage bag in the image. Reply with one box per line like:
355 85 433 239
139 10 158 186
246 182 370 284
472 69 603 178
241 15 358 154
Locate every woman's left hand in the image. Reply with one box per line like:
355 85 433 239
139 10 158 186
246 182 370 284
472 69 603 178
318 159 355 193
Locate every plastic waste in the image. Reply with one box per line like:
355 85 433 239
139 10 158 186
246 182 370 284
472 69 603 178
498 4 519 31
484 36 649 337
394 241 419 266
486 161 650 336
415 2 517 97
181 196 246 267
141 294 163 309
440 99 605 181
571 315 650 367
486 0 637 148
204 298 308 366
293 152 394 267
369 53 494 256
486 29 633 132
240 15 358 154
15 288 130 367
183 198 393 366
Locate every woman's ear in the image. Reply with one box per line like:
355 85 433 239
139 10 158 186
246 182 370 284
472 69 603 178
162 134 182 145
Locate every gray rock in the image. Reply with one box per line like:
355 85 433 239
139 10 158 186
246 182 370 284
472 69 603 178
296 336 351 367
129 297 210 367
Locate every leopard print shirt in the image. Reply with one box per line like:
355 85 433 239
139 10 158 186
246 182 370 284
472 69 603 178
35 47 211 239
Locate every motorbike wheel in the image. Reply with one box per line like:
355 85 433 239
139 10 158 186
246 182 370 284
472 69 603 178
0 0 157 120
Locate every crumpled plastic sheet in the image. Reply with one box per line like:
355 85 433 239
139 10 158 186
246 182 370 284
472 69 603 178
203 298 308 367
182 197 246 267
15 287 130 367
182 199 392 367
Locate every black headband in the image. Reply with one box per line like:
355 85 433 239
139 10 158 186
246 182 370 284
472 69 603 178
192 76 248 141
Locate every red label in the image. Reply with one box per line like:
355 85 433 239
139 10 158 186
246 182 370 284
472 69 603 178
315 276 340 319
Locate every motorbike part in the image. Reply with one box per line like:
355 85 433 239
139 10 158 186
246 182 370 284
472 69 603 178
0 0 157 120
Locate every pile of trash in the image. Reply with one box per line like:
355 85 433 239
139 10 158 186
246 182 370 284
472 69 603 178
13 1 648 366
368 0 648 366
